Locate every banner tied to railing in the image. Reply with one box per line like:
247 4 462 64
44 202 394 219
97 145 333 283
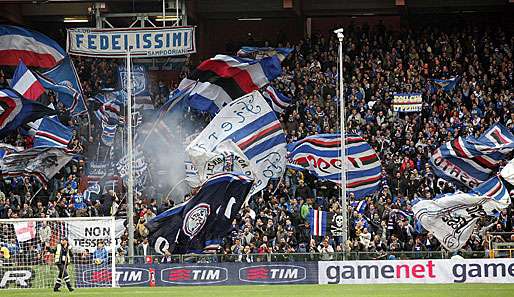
67 26 196 58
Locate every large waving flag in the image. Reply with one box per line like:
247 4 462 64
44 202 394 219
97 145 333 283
0 25 66 68
11 60 45 100
262 85 291 114
0 89 57 137
430 123 514 189
0 147 73 185
146 172 253 254
237 47 293 62
37 57 87 115
430 77 459 93
187 91 287 196
178 54 281 115
34 117 73 148
413 192 509 251
287 134 382 199
473 175 511 205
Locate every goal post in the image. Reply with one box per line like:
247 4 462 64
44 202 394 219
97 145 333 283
0 217 120 289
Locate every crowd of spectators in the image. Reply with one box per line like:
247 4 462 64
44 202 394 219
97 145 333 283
0 20 513 265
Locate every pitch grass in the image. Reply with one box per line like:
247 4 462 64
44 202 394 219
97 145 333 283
1 284 514 297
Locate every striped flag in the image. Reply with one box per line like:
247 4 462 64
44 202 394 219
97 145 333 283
287 134 382 199
262 85 291 113
34 117 72 148
187 91 287 196
178 54 282 115
11 60 45 100
101 122 117 146
430 123 514 189
95 101 122 125
0 25 66 68
308 209 330 236
473 175 511 205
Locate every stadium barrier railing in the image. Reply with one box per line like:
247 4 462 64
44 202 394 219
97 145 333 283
122 250 474 264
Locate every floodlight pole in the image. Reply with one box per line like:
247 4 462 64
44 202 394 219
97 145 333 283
126 49 135 262
334 28 348 252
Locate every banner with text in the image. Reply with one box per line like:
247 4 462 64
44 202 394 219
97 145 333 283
67 27 196 58
319 258 514 284
392 93 422 112
67 219 125 250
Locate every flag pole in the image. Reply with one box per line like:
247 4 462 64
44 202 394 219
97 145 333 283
126 48 135 262
334 28 348 254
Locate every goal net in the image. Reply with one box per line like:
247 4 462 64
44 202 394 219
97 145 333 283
0 217 121 290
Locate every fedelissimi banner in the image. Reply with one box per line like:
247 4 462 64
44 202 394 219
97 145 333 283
67 26 196 58
392 93 422 112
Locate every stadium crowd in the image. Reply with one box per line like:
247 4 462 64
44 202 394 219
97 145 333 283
0 20 513 265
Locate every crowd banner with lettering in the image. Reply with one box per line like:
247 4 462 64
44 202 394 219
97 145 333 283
392 93 422 112
67 219 125 250
67 26 196 58
74 262 318 287
319 258 514 284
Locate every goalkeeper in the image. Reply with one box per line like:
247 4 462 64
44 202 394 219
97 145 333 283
53 238 74 292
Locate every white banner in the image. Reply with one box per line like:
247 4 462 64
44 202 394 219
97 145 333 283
393 93 422 112
319 258 514 284
67 219 125 250
188 139 254 186
67 26 196 58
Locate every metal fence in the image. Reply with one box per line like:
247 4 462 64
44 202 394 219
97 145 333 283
119 250 497 264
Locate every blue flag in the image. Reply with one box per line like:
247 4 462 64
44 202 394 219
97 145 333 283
0 89 57 136
431 77 459 93
308 209 330 236
38 57 87 115
34 116 73 148
146 172 254 254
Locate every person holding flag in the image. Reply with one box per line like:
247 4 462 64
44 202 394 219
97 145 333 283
53 238 74 292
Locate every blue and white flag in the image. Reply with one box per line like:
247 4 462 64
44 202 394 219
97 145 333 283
430 123 514 189
178 55 282 115
95 101 122 125
431 77 459 93
37 57 87 115
187 91 286 195
237 47 293 62
351 200 368 214
308 209 330 236
262 85 291 114
146 172 254 254
118 64 153 110
34 117 72 148
287 134 382 199
0 88 57 137
101 122 117 146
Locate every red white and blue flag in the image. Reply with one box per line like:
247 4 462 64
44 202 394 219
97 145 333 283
0 88 56 137
177 54 282 115
430 123 514 189
11 60 45 100
262 85 291 114
33 116 73 148
0 25 66 68
308 209 329 236
287 134 382 199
